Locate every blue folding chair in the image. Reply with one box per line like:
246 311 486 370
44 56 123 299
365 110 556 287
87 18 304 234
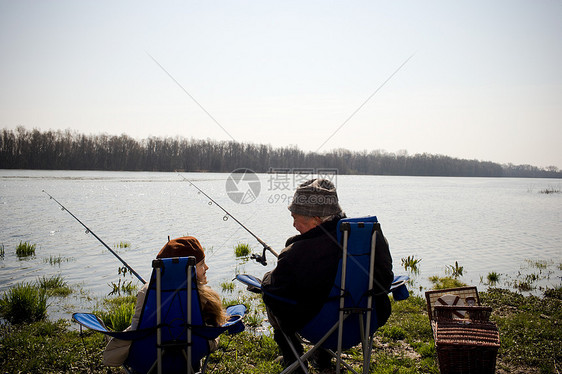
74 256 246 374
237 216 409 374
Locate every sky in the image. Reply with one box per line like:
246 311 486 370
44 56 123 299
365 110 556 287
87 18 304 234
1 0 561 169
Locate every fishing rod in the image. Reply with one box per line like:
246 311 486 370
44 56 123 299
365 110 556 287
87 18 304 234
178 174 278 266
42 190 146 284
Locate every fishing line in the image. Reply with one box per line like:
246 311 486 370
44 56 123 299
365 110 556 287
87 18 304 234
316 52 416 152
42 190 146 284
206 200 268 266
178 174 278 266
146 51 236 142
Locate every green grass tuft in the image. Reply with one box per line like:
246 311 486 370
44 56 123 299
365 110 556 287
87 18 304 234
95 296 136 331
428 275 466 290
221 281 235 292
109 302 135 331
45 255 62 265
16 241 36 258
380 325 407 340
401 255 422 274
108 279 137 296
487 271 500 285
234 243 252 258
38 274 73 297
444 261 464 278
44 255 73 266
0 282 48 324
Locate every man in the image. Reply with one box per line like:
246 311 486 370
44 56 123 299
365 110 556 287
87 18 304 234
262 178 343 372
261 178 394 373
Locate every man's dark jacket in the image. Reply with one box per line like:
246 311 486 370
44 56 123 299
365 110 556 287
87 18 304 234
262 215 394 332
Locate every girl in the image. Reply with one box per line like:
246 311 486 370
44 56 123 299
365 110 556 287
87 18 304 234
103 236 226 366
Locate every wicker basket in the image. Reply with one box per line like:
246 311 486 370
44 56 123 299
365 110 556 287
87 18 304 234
426 288 500 374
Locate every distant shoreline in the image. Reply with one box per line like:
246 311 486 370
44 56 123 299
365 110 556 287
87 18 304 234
2 127 561 178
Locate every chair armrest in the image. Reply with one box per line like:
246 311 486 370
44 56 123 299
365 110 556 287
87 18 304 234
72 312 156 340
72 313 110 333
390 275 410 301
236 274 262 293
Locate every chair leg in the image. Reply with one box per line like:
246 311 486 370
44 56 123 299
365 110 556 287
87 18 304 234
280 330 309 374
200 353 211 373
280 335 323 374
289 315 358 374
147 361 158 374
181 349 196 373
322 349 360 374
362 334 375 374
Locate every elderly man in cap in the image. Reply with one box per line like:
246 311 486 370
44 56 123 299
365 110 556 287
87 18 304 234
261 178 346 372
263 178 395 372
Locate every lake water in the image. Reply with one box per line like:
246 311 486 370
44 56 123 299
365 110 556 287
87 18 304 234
1 170 561 321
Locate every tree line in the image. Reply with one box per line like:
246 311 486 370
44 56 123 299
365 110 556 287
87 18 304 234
1 127 560 178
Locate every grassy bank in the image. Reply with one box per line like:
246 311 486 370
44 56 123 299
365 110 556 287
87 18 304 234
1 248 561 373
1 284 560 373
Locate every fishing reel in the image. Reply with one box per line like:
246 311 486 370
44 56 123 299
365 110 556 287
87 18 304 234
251 246 271 266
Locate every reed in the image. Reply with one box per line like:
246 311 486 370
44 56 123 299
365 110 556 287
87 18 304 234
429 275 466 290
95 297 136 331
109 302 135 331
38 274 66 289
38 274 72 297
0 282 47 324
16 241 36 258
401 255 422 274
46 255 62 266
44 255 73 266
539 186 560 194
220 281 235 292
244 312 264 328
526 259 548 269
445 261 464 278
234 243 252 258
515 280 534 292
487 271 500 285
108 279 136 296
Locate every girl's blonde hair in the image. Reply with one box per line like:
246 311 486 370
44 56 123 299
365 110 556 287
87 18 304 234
198 285 227 327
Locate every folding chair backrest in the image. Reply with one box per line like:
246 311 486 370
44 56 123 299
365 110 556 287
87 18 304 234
336 216 380 305
125 257 208 373
300 216 386 350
